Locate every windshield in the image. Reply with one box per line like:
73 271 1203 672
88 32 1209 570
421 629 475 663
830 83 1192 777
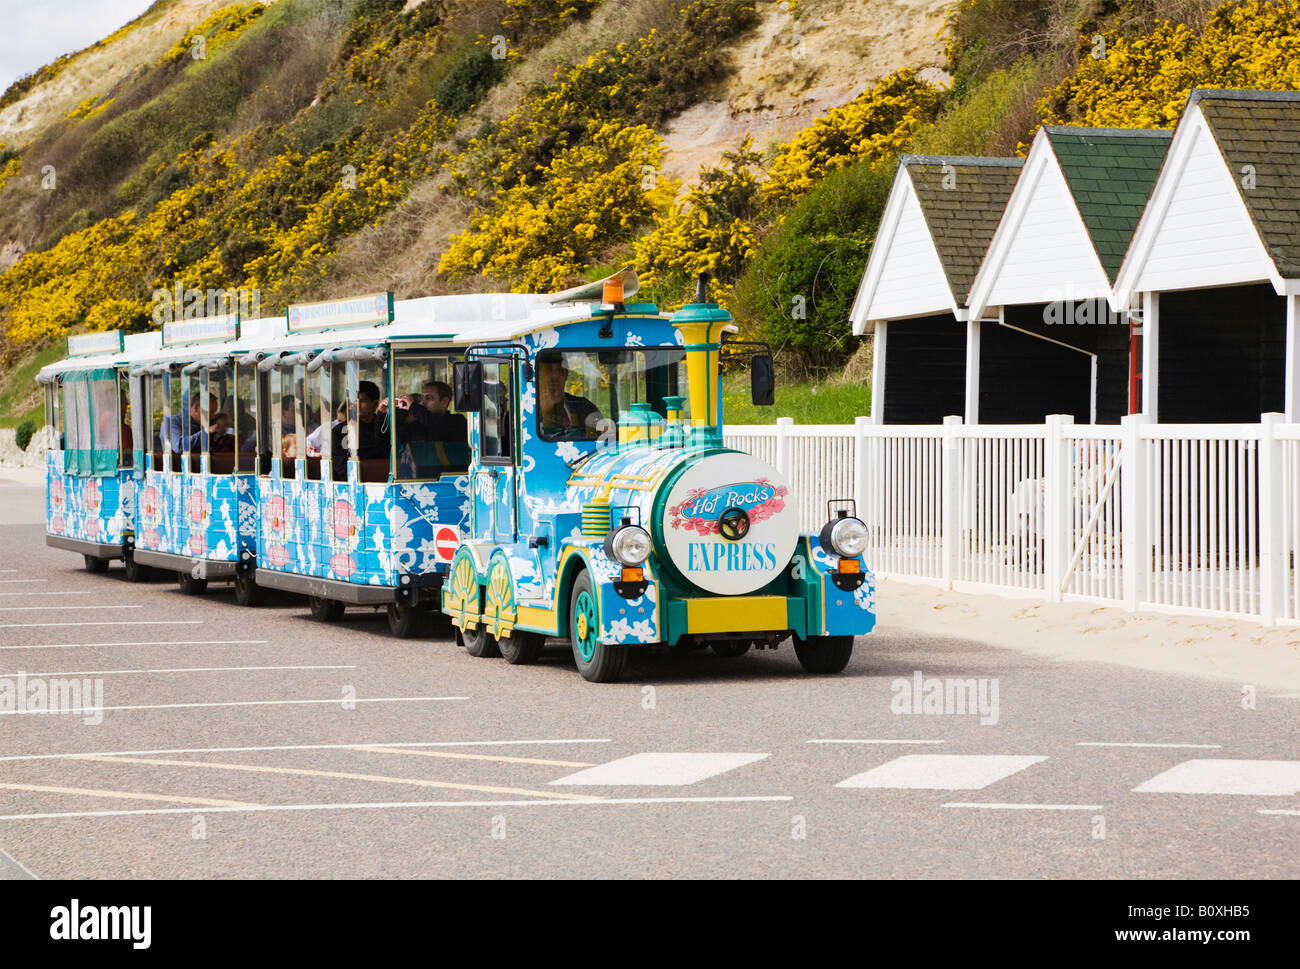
535 347 689 443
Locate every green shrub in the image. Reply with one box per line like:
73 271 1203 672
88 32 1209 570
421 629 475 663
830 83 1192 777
435 49 506 115
733 159 895 376
15 418 36 451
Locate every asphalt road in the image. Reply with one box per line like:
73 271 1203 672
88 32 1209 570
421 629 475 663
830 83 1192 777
0 476 1296 879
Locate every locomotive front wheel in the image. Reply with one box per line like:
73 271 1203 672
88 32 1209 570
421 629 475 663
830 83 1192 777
499 629 544 665
569 571 625 683
83 555 109 574
459 621 501 658
233 571 261 607
177 572 208 595
307 595 344 621
793 634 854 674
387 602 426 639
710 641 751 657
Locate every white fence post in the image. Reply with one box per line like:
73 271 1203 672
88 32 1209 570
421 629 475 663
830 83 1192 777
853 415 870 520
1120 413 1147 612
775 416 793 480
941 415 961 588
1259 412 1284 626
1044 413 1074 602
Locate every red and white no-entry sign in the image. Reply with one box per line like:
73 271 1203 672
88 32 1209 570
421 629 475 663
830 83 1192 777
435 526 460 562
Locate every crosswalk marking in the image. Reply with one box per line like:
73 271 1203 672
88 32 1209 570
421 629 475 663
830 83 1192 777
836 754 1047 791
551 753 769 786
1133 759 1300 796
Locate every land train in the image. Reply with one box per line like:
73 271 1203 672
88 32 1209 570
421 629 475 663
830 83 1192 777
37 271 876 681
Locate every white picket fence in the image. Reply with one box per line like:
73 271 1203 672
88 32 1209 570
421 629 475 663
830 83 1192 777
724 414 1300 626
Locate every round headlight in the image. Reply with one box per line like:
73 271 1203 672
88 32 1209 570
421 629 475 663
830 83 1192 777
606 523 652 566
826 516 868 557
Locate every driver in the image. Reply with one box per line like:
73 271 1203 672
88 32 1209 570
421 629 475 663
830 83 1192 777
536 355 602 440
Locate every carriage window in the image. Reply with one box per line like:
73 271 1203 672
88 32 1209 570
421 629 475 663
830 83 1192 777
116 369 132 469
207 363 235 474
272 365 296 477
302 361 322 480
166 373 184 472
352 357 391 482
392 352 470 480
235 366 257 474
44 382 61 450
534 348 687 443
148 374 165 472
480 359 514 463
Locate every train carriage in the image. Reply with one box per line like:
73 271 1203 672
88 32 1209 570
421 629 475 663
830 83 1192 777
442 271 877 681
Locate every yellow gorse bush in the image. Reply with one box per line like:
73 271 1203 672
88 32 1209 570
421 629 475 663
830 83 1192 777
1042 0 1300 128
161 3 265 63
762 70 941 207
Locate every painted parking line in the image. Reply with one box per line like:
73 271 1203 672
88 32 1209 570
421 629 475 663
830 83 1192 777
0 605 142 612
0 579 46 584
0 845 36 880
1133 759 1300 796
808 739 946 745
353 746 595 768
0 621 204 629
836 755 1047 791
0 591 96 597
1259 809 1300 816
0 696 469 716
71 755 603 802
1076 742 1222 749
0 639 267 651
0 794 795 822
0 781 257 808
943 802 1103 811
551 753 769 786
0 739 612 763
0 665 357 678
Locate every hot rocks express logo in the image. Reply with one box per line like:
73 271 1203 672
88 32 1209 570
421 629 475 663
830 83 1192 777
668 479 786 536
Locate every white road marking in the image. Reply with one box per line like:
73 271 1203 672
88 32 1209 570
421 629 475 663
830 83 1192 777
837 755 1048 790
0 794 794 821
0 696 468 716
353 746 594 768
808 739 946 745
0 621 203 629
942 802 1103 811
0 845 37 880
0 665 356 678
0 639 267 651
551 752 769 786
0 739 612 762
1076 742 1222 749
0 591 95 597
1133 759 1300 796
70 755 601 802
0 781 256 808
0 605 142 612
1258 809 1300 816
0 579 47 584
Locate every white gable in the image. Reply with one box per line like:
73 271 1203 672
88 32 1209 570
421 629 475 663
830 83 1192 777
1114 106 1279 307
850 167 956 333
967 131 1110 320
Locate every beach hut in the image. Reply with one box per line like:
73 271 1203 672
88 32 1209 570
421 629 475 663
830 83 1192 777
849 154 1023 423
1112 89 1300 423
965 126 1171 424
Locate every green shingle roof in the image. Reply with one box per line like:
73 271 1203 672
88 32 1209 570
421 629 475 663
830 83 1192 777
1192 89 1300 279
903 155 1024 306
1044 126 1171 282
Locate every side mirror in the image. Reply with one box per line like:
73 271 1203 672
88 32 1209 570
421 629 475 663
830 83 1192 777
751 353 775 406
453 361 484 412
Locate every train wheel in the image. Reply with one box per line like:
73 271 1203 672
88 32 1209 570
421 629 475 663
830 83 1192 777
569 570 625 683
459 621 500 658
387 602 426 639
83 555 109 574
177 572 208 595
710 641 751 657
308 595 344 621
499 630 544 665
793 635 854 674
233 571 261 607
122 552 151 583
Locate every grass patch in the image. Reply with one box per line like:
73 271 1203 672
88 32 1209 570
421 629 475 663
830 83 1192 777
0 343 61 428
720 371 869 426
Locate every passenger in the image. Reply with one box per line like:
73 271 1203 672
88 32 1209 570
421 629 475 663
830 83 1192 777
119 387 133 455
210 412 235 453
280 396 297 438
536 356 601 439
163 394 220 453
331 380 390 461
281 433 298 461
306 401 347 456
396 380 468 444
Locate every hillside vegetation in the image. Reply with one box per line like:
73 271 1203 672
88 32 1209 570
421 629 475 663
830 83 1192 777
2 0 1300 428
